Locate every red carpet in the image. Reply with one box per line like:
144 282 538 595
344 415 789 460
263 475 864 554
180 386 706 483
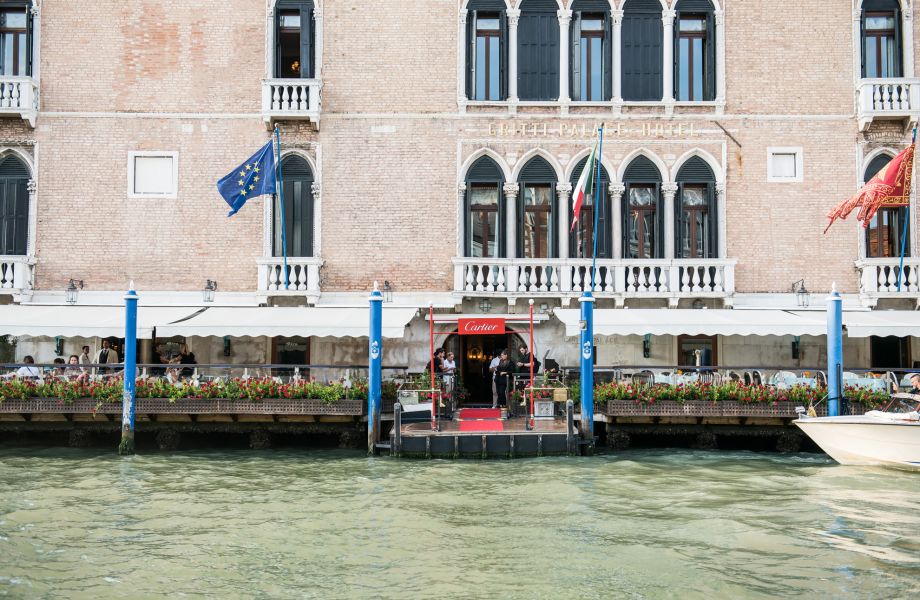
459 420 504 432
459 408 502 419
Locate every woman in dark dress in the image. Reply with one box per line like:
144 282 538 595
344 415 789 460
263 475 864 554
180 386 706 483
494 350 514 409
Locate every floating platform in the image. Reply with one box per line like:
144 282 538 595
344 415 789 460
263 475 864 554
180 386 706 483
388 404 583 459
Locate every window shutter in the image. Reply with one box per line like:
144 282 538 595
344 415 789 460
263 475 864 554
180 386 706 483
467 11 476 99
518 8 560 101
499 11 508 100
860 11 867 78
603 12 612 101
672 14 679 100
705 12 715 100
622 1 664 101
0 178 28 256
25 3 33 76
894 7 903 77
571 14 582 101
301 5 313 78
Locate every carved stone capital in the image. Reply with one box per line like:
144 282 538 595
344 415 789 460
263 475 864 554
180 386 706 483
661 182 679 196
459 8 468 26
27 179 36 194
311 182 321 197
608 182 626 198
313 6 322 20
457 181 468 194
557 9 572 27
503 182 520 197
612 10 624 26
853 9 862 21
715 182 726 196
507 9 521 27
713 10 724 26
556 182 573 197
662 9 676 26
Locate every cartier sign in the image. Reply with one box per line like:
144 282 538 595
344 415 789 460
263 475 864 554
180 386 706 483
458 318 506 335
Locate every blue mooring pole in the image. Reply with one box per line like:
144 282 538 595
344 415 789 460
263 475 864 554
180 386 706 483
119 282 139 455
826 284 843 417
368 281 383 455
579 291 595 446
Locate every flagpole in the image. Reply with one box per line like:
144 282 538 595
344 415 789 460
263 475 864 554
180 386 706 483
897 126 917 293
274 126 290 289
590 126 605 291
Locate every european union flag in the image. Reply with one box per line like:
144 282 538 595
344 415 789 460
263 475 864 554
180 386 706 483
216 140 277 216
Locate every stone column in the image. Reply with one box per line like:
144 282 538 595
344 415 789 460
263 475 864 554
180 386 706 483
612 9 623 111
714 9 726 113
904 7 915 78
26 178 36 257
508 9 521 104
557 9 572 104
458 9 468 111
311 181 322 258
313 6 324 81
504 182 520 293
455 182 468 292
609 183 625 260
662 182 679 259
715 182 727 259
662 9 676 110
265 3 274 78
557 182 573 260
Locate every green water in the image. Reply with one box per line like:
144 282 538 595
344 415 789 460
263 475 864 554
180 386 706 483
0 449 918 599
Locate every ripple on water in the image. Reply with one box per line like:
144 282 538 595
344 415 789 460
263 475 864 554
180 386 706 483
0 448 918 599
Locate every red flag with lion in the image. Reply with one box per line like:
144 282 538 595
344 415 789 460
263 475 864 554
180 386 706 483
824 143 915 233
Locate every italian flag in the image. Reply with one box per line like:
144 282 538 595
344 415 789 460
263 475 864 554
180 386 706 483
571 140 599 231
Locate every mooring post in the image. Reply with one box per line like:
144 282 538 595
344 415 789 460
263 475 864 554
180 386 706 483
118 282 138 455
368 281 383 455
392 402 402 458
579 291 595 443
826 283 843 417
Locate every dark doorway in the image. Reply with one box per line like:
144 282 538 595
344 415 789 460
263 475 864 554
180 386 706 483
870 335 910 369
456 332 526 405
677 334 718 366
272 337 310 376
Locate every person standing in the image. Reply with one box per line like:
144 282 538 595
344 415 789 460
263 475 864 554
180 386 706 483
78 345 92 372
95 339 119 374
489 352 502 408
494 350 514 411
443 351 457 399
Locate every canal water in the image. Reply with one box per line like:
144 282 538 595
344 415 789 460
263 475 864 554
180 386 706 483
1 449 918 599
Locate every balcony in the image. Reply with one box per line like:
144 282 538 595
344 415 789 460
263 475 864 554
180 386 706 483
453 257 736 306
0 76 38 127
257 256 323 302
856 257 920 306
0 256 35 297
856 78 920 132
261 79 321 129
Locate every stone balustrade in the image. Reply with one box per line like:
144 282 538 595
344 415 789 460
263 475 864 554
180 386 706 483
856 257 920 305
857 78 920 131
453 257 735 302
261 78 322 127
0 255 34 295
257 257 323 296
0 76 38 126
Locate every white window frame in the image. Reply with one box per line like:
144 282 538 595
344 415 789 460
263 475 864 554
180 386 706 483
127 151 179 199
766 147 803 183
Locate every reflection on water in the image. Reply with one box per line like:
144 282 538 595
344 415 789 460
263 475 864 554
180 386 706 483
1 448 918 599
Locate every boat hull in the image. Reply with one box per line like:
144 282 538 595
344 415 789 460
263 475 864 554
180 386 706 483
795 417 920 469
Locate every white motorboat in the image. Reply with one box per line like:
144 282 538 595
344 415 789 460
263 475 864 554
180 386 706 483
795 394 920 469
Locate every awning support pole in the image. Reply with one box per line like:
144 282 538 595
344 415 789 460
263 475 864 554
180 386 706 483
118 282 138 456
368 282 383 455
826 283 843 417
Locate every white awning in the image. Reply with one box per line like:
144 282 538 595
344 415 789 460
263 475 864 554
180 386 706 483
842 311 920 338
155 306 418 338
0 305 199 339
554 308 827 337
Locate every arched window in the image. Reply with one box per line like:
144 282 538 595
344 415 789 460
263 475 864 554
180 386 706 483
622 156 662 258
518 156 557 258
675 157 716 258
569 156 610 258
861 0 902 78
465 156 504 258
275 1 315 78
274 155 314 257
0 155 29 256
466 1 508 101
622 0 663 101
864 153 909 258
674 0 715 101
570 1 612 102
517 0 560 101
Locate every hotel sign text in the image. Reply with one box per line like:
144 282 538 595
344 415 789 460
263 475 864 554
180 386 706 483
486 122 699 138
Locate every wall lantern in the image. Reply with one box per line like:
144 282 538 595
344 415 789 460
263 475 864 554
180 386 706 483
478 298 492 313
383 280 393 303
203 279 218 303
791 279 810 307
65 279 83 305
